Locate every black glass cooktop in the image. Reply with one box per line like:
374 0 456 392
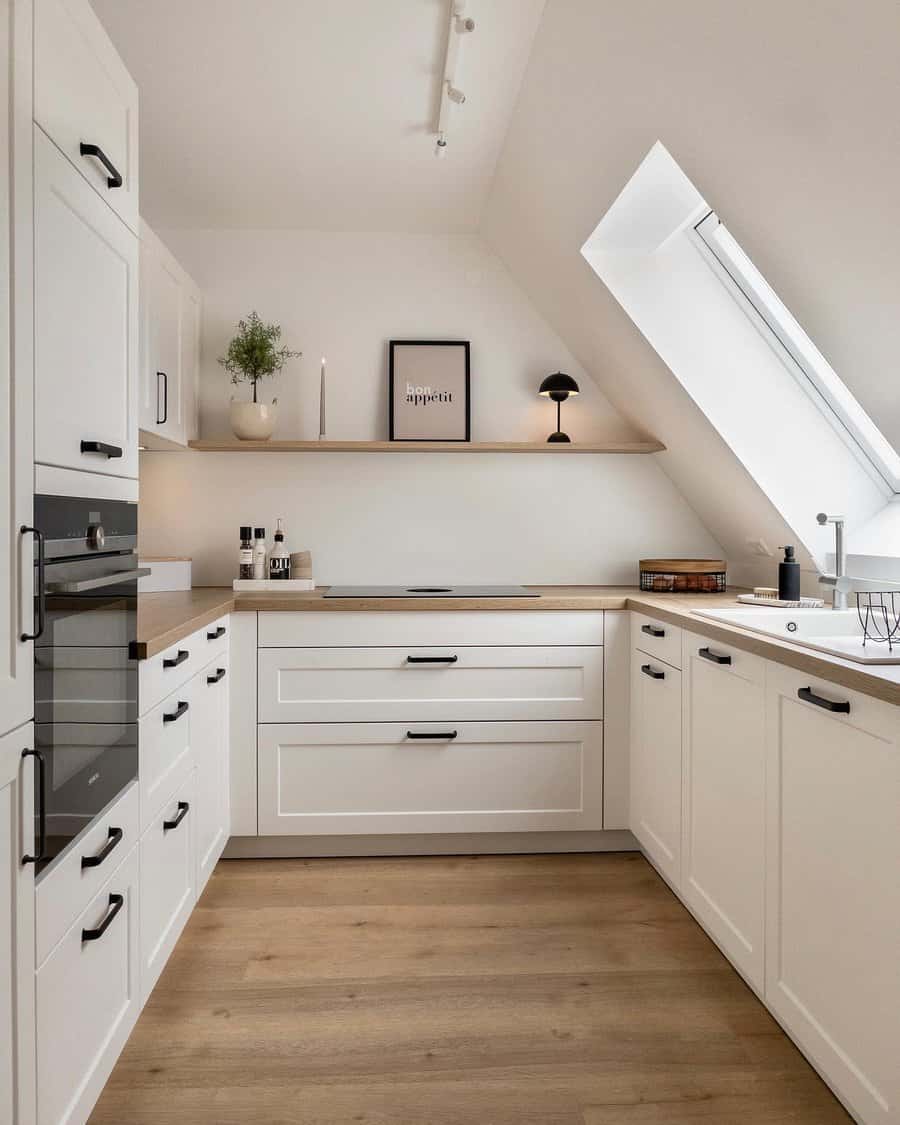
324 585 539 598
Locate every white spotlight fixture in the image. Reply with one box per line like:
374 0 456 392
432 1 474 158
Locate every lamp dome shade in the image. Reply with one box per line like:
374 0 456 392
538 372 580 397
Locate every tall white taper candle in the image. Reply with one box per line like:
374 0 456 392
319 356 326 440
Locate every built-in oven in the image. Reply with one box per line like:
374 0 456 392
23 495 146 877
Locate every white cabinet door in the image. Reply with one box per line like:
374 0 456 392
258 721 604 836
139 769 196 1003
0 0 32 739
34 129 138 481
629 648 682 889
34 0 138 232
181 281 201 444
0 724 36 1125
36 845 139 1125
192 655 230 893
766 663 900 1125
682 632 766 992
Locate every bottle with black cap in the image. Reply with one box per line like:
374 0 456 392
238 526 254 580
269 518 290 580
778 545 800 601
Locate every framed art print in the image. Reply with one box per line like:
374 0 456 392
389 340 471 441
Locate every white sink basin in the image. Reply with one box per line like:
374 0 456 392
691 607 900 665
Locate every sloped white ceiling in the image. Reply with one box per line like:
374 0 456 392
481 0 900 582
91 0 545 232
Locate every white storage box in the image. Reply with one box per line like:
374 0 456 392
138 557 192 592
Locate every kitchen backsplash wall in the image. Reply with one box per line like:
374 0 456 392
138 227 724 585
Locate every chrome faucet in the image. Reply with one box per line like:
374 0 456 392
816 513 848 610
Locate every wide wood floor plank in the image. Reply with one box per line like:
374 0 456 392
88 853 851 1125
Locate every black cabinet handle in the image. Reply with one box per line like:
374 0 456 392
21 749 46 865
79 142 123 189
163 801 190 831
156 371 168 425
641 663 665 680
641 623 666 638
406 730 458 740
207 626 226 640
20 526 46 642
80 440 123 459
82 894 125 942
798 686 850 714
406 655 458 664
81 826 124 870
163 649 189 669
698 646 732 665
207 667 226 684
163 700 189 724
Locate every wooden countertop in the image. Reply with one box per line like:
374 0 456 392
134 585 900 706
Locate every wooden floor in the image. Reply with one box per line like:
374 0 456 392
89 853 851 1125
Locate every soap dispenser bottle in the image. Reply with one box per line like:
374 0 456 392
269 518 290 580
778 545 800 601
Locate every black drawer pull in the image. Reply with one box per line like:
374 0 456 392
163 649 189 669
698 646 732 665
163 801 190 831
798 687 850 714
406 730 458 740
163 700 189 724
207 625 227 640
79 142 123 189
406 655 458 664
20 526 46 642
156 371 168 425
641 623 666 638
207 667 226 684
82 893 124 943
21 749 46 865
80 440 123 459
81 826 123 869
641 663 665 680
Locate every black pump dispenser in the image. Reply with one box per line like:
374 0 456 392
778 545 800 601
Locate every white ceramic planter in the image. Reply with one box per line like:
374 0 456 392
230 398 278 441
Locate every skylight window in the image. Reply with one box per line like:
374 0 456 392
691 212 900 495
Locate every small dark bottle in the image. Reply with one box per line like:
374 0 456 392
778 545 800 601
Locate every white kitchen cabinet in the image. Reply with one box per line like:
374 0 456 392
1 724 36 1125
139 682 193 829
0 0 33 739
139 768 196 1003
34 127 139 483
138 220 202 449
682 632 766 992
34 0 139 232
258 720 603 836
629 647 682 889
36 845 139 1125
258 645 604 724
765 662 900 1125
192 654 230 893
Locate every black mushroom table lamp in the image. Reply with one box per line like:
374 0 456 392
539 371 580 443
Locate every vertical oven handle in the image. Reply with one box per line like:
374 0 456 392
19 526 45 642
21 749 46 865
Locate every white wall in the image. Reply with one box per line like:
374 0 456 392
481 0 900 581
138 229 722 585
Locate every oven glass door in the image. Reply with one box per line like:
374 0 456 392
34 554 139 876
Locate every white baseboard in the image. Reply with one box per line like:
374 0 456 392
222 829 638 859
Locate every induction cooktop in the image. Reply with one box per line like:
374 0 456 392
324 585 539 599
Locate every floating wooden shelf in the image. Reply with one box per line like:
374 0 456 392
186 439 666 454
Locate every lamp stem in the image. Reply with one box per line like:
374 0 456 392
557 399 562 434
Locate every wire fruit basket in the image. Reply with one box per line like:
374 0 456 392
639 559 727 594
857 591 900 651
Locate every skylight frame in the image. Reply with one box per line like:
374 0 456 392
691 211 900 497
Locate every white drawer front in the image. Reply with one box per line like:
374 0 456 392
258 610 604 648
139 768 196 1003
36 781 139 967
258 721 603 836
139 615 229 717
36 846 139 1125
139 684 193 828
34 0 139 231
258 646 604 723
631 611 682 670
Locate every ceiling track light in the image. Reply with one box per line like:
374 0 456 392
432 0 475 157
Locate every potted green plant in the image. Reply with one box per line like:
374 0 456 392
218 311 301 440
